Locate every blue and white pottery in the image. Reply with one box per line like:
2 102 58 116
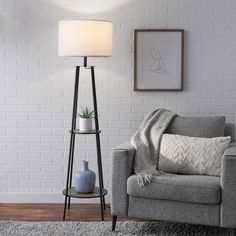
75 160 96 193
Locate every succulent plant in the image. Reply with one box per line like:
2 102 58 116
78 106 94 119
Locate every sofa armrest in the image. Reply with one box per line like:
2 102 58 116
220 141 236 228
111 142 135 216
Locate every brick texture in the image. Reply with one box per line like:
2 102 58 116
0 0 236 202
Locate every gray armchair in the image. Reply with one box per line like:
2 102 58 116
111 116 236 231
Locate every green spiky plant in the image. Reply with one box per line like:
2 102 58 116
78 106 94 119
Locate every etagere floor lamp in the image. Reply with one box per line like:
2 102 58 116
58 20 112 221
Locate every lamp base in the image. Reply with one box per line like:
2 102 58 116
63 64 106 221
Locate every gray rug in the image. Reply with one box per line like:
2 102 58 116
0 221 236 236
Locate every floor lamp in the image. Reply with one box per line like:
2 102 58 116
58 20 112 220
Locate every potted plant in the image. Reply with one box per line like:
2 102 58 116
78 106 94 132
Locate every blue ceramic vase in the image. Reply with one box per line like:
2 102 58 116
75 161 96 193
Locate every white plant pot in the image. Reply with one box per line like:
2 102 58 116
79 118 93 132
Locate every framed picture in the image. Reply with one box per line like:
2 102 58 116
134 29 184 91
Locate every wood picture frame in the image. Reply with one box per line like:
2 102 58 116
134 29 184 91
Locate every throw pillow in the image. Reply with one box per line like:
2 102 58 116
158 134 231 176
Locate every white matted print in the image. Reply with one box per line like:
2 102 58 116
134 29 184 91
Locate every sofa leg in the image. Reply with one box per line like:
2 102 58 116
112 215 117 231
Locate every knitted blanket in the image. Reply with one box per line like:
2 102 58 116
131 109 176 187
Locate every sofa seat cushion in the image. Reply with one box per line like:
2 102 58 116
127 174 221 204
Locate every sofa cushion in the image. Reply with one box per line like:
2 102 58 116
224 123 235 141
127 174 221 204
165 116 225 138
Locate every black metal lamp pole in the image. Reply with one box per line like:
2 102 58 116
63 57 105 221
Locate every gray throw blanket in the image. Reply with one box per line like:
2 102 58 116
131 109 176 187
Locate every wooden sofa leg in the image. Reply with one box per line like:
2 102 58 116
112 215 117 231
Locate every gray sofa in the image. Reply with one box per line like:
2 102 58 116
111 116 236 231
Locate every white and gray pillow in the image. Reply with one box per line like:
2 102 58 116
159 134 231 176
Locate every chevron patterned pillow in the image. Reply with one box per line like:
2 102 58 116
159 134 231 176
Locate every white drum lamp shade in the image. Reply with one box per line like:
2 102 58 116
58 20 112 57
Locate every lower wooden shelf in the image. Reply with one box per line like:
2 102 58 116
63 187 108 199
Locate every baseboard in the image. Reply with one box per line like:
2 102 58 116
1 193 111 204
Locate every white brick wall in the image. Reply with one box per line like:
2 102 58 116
0 0 236 203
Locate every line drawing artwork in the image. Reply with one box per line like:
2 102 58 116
148 47 167 74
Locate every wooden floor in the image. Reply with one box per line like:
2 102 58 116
0 204 131 222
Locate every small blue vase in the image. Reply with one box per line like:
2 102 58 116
75 161 96 193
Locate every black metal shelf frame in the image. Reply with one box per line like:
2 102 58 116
63 57 106 221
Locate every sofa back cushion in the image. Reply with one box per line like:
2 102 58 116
224 123 235 141
165 116 225 138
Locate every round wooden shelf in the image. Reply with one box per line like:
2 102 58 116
63 187 107 199
70 129 101 134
